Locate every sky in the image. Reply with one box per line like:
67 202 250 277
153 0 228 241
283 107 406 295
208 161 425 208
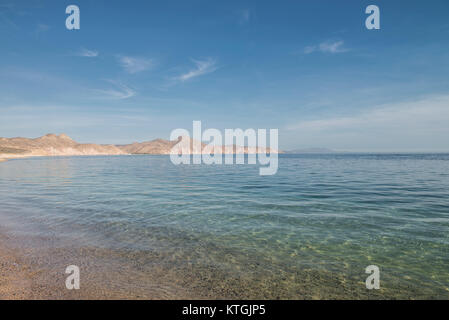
1 0 449 151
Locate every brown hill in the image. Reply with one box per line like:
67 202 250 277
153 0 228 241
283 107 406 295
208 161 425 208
117 136 281 155
0 134 281 161
117 138 178 154
0 134 125 160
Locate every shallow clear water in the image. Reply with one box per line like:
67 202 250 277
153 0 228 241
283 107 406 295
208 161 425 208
0 154 448 299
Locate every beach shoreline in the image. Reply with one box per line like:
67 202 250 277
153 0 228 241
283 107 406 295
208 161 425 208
0 153 148 166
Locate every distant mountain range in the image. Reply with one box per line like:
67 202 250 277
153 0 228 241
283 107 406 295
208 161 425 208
0 134 124 160
0 134 281 161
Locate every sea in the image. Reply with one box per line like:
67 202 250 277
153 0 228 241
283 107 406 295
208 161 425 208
0 154 448 299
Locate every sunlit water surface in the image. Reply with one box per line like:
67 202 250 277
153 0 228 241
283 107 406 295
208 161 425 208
0 154 448 299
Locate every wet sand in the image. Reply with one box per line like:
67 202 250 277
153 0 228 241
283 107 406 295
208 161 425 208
2 228 444 300
0 231 140 299
1 210 447 301
0 241 160 299
0 239 32 299
0 235 364 300
0 229 212 299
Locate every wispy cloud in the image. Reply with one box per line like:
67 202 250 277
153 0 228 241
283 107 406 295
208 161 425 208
285 95 449 152
304 40 348 54
94 80 136 100
118 56 153 74
175 58 217 82
77 48 99 57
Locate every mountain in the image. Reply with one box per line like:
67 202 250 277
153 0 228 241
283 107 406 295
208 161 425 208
117 138 178 154
0 134 282 161
117 136 281 155
0 134 125 160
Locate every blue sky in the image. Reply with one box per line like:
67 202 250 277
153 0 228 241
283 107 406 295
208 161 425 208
1 0 449 151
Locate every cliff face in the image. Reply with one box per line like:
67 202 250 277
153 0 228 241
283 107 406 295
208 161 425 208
0 134 125 159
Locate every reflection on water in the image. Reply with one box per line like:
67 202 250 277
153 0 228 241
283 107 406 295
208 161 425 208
0 154 448 299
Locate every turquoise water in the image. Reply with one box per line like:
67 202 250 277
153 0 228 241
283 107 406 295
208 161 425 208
0 154 448 299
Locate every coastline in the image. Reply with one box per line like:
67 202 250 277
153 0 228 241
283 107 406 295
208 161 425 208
0 153 130 164
0 154 34 162
0 151 280 164
0 153 50 163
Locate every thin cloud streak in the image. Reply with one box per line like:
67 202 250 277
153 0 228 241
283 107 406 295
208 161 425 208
78 48 99 57
94 80 136 100
175 58 217 82
285 95 449 151
118 56 153 74
304 40 348 54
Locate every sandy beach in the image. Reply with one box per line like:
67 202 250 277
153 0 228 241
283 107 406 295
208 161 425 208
0 154 39 163
0 223 217 300
0 225 435 300
0 230 153 300
0 237 32 299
